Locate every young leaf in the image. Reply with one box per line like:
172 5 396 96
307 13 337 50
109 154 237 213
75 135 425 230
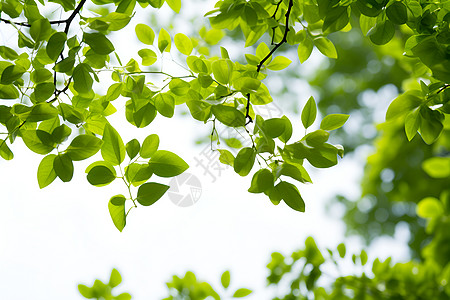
53 153 74 182
232 288 252 298
37 154 57 188
267 56 291 71
154 93 175 118
138 49 157 66
158 28 171 53
248 169 273 193
109 269 122 288
140 134 159 158
417 197 444 219
174 33 193 55
314 37 337 59
83 32 115 55
101 123 126 165
301 96 317 129
149 150 189 177
277 181 305 212
136 182 170 206
337 243 346 258
368 20 395 45
221 270 231 289
66 135 103 161
298 37 314 63
320 114 349 131
108 195 126 232
233 147 256 176
166 0 181 13
126 139 140 160
135 24 155 45
87 165 117 186
211 105 246 127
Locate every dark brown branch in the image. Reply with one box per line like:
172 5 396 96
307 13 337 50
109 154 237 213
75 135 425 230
257 0 293 73
0 18 31 27
244 0 293 124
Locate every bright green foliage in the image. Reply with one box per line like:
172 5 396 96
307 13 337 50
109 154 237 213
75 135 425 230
78 268 131 299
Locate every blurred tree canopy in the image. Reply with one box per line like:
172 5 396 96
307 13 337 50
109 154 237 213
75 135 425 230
1 0 450 298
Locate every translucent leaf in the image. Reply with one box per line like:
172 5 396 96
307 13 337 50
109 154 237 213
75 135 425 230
108 195 126 232
337 243 346 258
126 139 140 160
109 268 122 288
83 32 115 55
368 20 395 45
166 0 181 13
267 56 291 71
314 37 337 59
149 150 189 177
140 134 159 158
138 49 157 66
422 157 450 178
37 154 57 188
232 288 252 298
53 153 73 182
386 2 407 25
174 33 193 55
277 182 305 212
158 28 171 53
212 59 234 85
233 147 256 176
87 165 116 186
248 169 273 193
46 32 66 61
301 96 317 129
135 24 155 45
416 197 444 218
211 105 246 127
154 93 175 118
101 123 126 165
320 114 349 131
221 270 230 289
136 182 170 206
66 135 103 161
298 37 314 63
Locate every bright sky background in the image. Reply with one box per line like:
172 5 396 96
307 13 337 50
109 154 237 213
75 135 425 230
0 1 411 299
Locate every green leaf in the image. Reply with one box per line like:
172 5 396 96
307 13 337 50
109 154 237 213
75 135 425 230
422 157 450 178
386 90 423 120
140 134 159 158
233 77 261 94
0 140 13 160
404 108 421 141
279 116 292 143
169 78 190 96
30 19 52 42
306 144 339 168
277 181 305 212
21 130 54 154
298 37 314 63
232 288 252 298
73 63 93 94
101 123 126 165
315 37 337 59
337 243 346 258
263 118 286 138
221 270 231 289
83 32 115 55
125 163 152 186
126 139 140 159
360 249 368 266
108 195 126 232
166 0 181 13
419 107 444 145
212 59 234 85
386 2 407 25
248 169 273 193
0 46 19 60
27 103 59 122
320 114 349 131
416 197 444 218
138 49 157 66
323 6 349 34
211 105 246 127
174 33 193 55
274 163 312 183
368 20 395 45
267 56 291 71
158 28 171 53
154 93 175 118
0 84 19 99
137 182 170 206
87 165 117 186
218 149 234 167
53 153 73 182
304 130 330 147
233 147 256 176
66 135 103 161
301 96 317 129
109 269 122 288
37 154 57 188
149 150 189 177
135 24 155 45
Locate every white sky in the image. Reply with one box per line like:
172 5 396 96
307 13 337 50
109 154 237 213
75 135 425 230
0 1 410 299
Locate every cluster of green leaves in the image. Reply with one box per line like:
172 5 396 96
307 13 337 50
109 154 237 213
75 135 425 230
79 269 252 300
78 268 131 300
267 235 450 300
163 270 252 300
0 0 354 231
